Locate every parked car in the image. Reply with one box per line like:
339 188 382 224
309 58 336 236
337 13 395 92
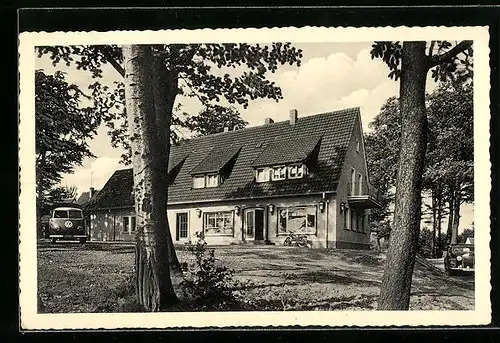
48 206 87 243
444 243 474 275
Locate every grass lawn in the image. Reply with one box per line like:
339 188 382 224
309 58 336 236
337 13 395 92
37 242 474 313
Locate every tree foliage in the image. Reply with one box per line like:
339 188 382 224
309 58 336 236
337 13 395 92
35 70 100 197
184 104 248 136
365 79 473 244
38 43 301 164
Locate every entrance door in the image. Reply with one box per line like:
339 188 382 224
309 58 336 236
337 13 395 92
244 208 265 241
254 209 264 240
176 212 188 241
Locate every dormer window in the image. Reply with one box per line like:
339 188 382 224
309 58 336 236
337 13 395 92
288 164 305 179
272 165 287 181
206 174 219 188
255 167 270 183
356 140 360 153
193 175 205 189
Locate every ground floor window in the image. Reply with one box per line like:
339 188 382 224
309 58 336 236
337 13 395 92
347 208 365 232
123 215 136 234
277 206 317 235
176 212 189 240
204 211 234 236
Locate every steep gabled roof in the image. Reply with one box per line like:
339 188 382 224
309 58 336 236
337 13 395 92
88 107 359 209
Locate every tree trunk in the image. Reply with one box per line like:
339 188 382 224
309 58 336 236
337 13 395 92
451 190 461 244
436 193 444 257
446 187 455 245
150 56 184 293
378 42 428 310
123 45 178 311
431 190 437 258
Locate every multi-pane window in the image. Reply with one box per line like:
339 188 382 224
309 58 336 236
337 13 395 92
277 206 317 235
193 175 205 189
346 209 364 232
288 164 304 179
255 168 269 182
204 211 234 236
206 174 219 188
123 216 136 234
272 166 287 181
176 212 188 240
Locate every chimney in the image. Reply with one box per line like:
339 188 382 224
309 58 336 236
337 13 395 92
264 118 274 125
89 187 95 199
289 109 298 125
223 127 230 132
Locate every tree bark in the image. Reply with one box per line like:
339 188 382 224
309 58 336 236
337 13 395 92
436 193 444 257
431 190 437 258
378 42 428 310
451 190 461 244
446 187 455 245
123 45 178 311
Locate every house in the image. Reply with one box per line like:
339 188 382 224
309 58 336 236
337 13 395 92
86 107 382 249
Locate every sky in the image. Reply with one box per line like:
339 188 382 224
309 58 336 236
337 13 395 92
35 42 474 231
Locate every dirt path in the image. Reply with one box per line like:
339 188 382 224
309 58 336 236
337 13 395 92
37 242 474 312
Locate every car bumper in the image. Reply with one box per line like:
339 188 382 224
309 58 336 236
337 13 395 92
49 235 87 238
449 267 475 272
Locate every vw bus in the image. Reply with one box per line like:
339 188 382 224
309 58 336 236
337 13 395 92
48 206 87 243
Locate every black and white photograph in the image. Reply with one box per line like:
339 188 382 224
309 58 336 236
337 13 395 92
18 26 490 329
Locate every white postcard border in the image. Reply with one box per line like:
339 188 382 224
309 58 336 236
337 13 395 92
19 25 491 330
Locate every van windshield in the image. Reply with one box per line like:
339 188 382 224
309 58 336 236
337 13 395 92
53 209 83 219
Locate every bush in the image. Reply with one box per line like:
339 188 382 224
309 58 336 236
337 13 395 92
180 237 247 310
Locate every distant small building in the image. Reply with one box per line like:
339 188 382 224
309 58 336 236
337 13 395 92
87 107 382 249
76 187 99 206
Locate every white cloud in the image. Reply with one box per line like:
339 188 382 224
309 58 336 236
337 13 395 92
60 156 122 195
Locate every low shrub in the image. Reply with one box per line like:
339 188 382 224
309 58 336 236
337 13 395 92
180 237 249 311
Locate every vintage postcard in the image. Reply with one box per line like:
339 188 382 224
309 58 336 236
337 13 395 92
19 26 490 329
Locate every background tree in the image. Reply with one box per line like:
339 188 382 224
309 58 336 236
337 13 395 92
37 42 302 311
370 40 473 310
364 97 400 239
35 70 100 232
184 104 248 136
457 227 474 244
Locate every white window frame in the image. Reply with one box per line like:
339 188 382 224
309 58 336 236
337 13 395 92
122 215 136 234
272 165 287 181
356 139 360 153
255 168 269 183
193 175 206 189
176 212 189 240
277 206 317 236
206 173 219 188
358 173 363 195
288 164 305 179
203 211 234 236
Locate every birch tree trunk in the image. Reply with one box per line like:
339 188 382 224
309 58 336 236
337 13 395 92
123 45 178 311
378 42 428 310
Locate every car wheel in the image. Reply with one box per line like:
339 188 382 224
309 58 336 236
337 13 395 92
283 237 291 246
51 238 57 244
79 238 87 244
